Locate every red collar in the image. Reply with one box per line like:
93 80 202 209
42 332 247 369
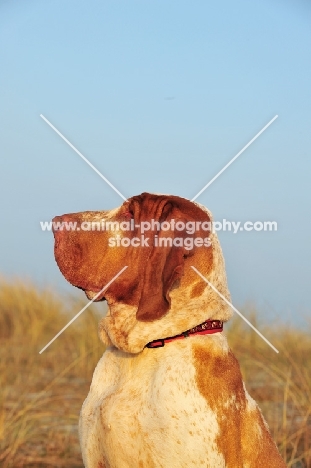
145 319 223 349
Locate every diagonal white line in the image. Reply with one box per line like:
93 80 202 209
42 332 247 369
191 266 279 353
40 114 127 201
39 266 128 354
191 115 278 201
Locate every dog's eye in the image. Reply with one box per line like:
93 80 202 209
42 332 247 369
183 251 194 259
123 210 134 219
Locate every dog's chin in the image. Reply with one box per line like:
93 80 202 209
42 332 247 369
84 290 106 301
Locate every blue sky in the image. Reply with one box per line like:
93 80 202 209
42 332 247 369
0 0 310 326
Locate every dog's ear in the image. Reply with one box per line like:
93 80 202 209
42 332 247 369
135 236 187 322
136 202 192 322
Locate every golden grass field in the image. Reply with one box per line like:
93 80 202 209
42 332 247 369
1 278 310 467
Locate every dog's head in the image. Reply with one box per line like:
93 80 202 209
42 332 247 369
53 193 232 352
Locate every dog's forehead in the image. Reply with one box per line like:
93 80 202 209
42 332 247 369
79 206 120 221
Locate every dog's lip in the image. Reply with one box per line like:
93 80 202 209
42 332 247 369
76 283 107 301
75 280 103 293
84 289 107 301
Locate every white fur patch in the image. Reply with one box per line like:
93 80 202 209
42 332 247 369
80 339 226 467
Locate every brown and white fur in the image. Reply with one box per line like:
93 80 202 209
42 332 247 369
53 193 286 468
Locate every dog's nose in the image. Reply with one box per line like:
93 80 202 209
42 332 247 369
52 215 64 232
52 214 76 233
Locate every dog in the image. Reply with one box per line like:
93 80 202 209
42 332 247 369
53 192 286 468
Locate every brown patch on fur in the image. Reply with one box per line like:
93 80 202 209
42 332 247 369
190 281 206 298
133 193 213 321
193 345 245 467
193 344 286 467
240 406 287 467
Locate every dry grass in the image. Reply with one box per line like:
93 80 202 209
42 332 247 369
227 308 311 467
0 279 310 467
0 278 104 467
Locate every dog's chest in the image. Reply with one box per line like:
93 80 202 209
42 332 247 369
80 342 225 467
